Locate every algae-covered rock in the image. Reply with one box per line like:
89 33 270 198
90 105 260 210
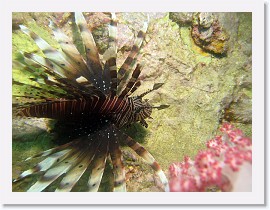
12 12 252 192
169 12 194 27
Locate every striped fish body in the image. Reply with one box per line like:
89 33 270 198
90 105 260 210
13 12 169 192
18 95 152 128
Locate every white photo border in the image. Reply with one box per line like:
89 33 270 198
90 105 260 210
0 0 264 205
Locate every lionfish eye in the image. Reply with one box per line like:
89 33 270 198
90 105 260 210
134 107 141 113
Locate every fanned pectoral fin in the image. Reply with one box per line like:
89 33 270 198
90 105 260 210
117 16 149 92
123 135 169 192
87 139 109 192
55 139 102 192
13 148 73 182
19 25 81 79
55 150 93 192
109 139 126 192
103 13 118 95
27 145 84 192
74 12 103 80
49 20 92 81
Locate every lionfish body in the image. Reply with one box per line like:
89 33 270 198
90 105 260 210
13 13 169 192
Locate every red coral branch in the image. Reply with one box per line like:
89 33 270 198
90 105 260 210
168 123 252 192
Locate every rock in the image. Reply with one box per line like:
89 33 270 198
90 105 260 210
169 12 194 26
223 93 252 124
12 117 54 141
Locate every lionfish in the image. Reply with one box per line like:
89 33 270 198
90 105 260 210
13 12 169 192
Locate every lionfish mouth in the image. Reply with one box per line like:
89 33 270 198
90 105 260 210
12 12 169 192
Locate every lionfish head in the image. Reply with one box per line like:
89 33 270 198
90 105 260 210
132 97 152 128
131 82 169 128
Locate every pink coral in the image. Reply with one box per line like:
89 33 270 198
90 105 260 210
169 123 252 192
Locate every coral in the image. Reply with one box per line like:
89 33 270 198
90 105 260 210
191 13 230 56
168 123 252 192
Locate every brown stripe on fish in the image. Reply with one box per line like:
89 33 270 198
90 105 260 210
128 80 141 96
117 19 148 83
105 57 117 96
119 64 142 97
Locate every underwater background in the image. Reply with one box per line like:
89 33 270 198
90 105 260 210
12 12 252 192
